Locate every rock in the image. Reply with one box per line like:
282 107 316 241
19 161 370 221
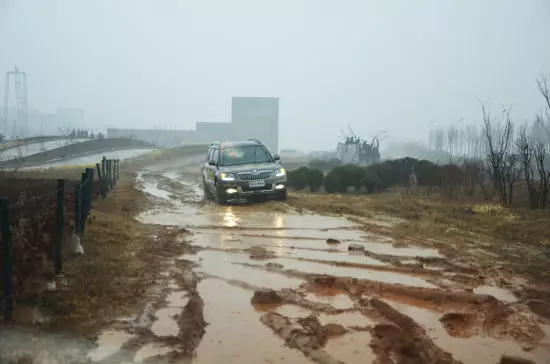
266 262 284 269
324 323 347 337
348 243 365 252
500 355 536 364
326 238 341 244
251 289 284 305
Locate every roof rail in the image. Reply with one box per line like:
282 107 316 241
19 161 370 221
247 139 262 144
209 141 220 145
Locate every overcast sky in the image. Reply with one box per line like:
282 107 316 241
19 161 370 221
1 0 549 150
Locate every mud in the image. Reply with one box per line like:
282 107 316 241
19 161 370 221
5 162 548 364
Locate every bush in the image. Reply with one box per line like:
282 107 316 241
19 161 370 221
287 167 309 190
323 172 342 193
306 168 324 192
362 172 383 193
364 163 393 188
415 160 441 186
330 164 365 192
384 157 418 185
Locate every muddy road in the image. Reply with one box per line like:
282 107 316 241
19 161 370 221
108 156 548 364
5 157 549 364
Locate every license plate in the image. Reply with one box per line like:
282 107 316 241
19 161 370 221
248 180 266 188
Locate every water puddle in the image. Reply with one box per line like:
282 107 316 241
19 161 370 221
361 241 441 258
278 247 387 266
274 305 311 318
324 331 376 364
271 258 437 288
166 290 189 307
151 307 182 337
134 343 178 362
194 279 311 363
384 299 549 364
305 288 355 310
473 285 517 303
319 312 373 328
87 330 134 362
198 250 304 290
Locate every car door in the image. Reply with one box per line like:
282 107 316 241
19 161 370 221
208 148 220 192
202 148 212 184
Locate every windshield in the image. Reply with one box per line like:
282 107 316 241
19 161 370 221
220 145 273 166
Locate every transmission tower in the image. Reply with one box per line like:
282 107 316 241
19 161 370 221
2 66 29 136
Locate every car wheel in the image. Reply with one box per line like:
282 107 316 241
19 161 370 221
202 180 212 200
214 182 227 205
275 189 287 201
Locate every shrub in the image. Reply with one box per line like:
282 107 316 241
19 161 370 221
365 163 393 188
362 172 383 193
384 157 418 185
323 172 342 193
287 167 309 190
414 160 441 186
330 164 365 192
306 168 324 192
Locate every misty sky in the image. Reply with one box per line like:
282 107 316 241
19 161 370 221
1 0 549 150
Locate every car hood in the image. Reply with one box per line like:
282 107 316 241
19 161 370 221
218 162 280 173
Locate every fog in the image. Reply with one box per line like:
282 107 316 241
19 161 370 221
1 0 549 151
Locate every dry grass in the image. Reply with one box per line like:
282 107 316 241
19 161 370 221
288 188 550 283
35 173 180 335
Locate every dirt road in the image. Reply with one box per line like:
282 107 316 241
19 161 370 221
87 155 546 364
6 157 548 364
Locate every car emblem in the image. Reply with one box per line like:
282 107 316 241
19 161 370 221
252 169 258 174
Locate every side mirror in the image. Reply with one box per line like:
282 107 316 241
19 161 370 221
208 160 217 166
273 154 280 161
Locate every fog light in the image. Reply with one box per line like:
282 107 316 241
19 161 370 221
275 184 285 190
226 188 238 194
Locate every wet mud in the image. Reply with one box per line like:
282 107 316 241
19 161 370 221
4 164 548 364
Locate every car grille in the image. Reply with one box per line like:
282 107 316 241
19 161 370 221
242 183 273 192
237 171 272 180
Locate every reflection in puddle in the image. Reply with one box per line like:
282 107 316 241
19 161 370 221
166 290 189 307
384 300 550 364
473 285 517 303
194 279 311 363
88 330 134 362
278 248 387 266
324 331 376 364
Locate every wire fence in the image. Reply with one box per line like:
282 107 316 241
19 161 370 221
0 156 120 322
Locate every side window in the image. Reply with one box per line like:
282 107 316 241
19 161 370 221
212 149 219 164
206 148 213 162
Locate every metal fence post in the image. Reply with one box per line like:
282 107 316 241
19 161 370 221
116 159 120 182
107 160 112 190
102 156 106 177
55 179 65 275
1 197 13 321
74 183 82 236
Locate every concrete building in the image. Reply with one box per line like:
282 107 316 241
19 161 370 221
106 96 280 151
231 97 279 153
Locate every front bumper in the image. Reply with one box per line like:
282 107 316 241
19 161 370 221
218 176 287 197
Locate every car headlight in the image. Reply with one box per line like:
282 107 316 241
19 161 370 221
274 167 286 177
220 172 235 181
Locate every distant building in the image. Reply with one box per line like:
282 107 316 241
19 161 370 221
106 96 280 152
231 97 279 153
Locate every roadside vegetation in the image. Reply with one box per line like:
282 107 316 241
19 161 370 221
287 76 550 258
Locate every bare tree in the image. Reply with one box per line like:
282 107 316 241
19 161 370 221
480 102 514 204
502 153 522 206
516 123 539 208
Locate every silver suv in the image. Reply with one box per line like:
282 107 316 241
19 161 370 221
201 139 287 204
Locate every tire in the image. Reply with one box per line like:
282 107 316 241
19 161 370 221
202 180 212 201
214 182 227 205
275 189 287 201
